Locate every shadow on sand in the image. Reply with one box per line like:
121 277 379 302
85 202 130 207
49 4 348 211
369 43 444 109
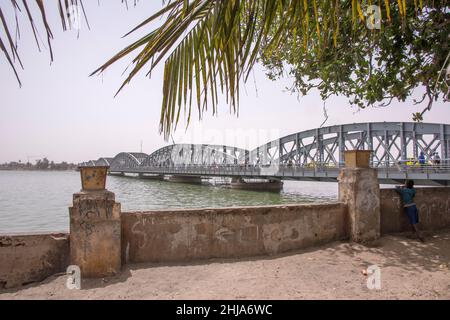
1 228 448 293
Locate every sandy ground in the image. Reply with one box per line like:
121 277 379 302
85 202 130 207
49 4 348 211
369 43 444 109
1 229 449 300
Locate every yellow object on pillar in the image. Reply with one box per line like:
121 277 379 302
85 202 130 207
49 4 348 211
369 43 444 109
344 150 372 168
79 166 109 191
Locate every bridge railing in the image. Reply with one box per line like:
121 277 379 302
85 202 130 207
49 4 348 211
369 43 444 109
137 159 450 169
133 164 339 177
108 159 450 178
371 159 450 173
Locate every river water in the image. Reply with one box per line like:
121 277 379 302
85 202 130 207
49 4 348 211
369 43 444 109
0 170 338 234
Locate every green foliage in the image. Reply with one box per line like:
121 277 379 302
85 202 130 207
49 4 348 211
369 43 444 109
260 1 449 117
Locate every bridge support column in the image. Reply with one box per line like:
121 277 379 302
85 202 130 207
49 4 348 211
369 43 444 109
168 175 202 184
338 151 380 243
138 173 165 180
230 177 283 192
69 190 121 278
109 172 125 177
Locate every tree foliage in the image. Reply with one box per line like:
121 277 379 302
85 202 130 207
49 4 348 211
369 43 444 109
0 0 133 85
259 1 449 122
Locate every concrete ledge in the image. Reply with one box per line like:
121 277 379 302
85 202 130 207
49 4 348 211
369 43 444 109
0 233 69 289
380 187 450 234
121 203 348 263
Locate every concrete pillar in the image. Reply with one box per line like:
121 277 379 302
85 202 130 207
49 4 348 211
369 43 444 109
139 173 164 180
69 190 121 278
338 153 381 243
168 175 202 184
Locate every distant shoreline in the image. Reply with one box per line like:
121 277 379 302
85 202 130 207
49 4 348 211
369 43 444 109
0 159 78 171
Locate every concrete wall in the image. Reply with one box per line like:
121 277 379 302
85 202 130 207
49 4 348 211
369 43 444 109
1 186 448 289
0 233 69 289
380 187 450 234
121 203 348 263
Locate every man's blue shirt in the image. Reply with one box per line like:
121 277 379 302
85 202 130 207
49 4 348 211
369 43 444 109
395 187 416 205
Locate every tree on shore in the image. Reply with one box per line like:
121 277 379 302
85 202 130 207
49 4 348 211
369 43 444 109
0 158 76 170
1 1 449 139
35 158 49 170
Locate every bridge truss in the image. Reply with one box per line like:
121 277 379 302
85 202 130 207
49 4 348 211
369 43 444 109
79 122 450 185
249 122 449 167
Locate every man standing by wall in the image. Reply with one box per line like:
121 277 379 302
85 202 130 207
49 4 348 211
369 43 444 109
395 180 425 242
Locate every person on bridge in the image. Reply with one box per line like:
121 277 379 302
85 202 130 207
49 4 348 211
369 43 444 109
395 180 425 242
433 152 441 166
418 152 426 167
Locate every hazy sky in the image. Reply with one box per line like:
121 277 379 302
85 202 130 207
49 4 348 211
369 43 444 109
1 1 449 164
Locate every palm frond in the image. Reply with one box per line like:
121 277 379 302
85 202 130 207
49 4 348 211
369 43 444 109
92 0 423 139
1 0 439 139
0 0 137 84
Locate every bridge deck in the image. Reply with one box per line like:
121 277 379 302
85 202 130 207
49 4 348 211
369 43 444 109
110 165 450 186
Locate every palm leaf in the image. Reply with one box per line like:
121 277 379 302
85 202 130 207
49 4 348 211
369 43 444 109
0 0 436 139
91 0 427 139
0 0 134 84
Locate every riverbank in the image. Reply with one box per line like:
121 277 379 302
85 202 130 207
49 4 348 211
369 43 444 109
1 228 449 300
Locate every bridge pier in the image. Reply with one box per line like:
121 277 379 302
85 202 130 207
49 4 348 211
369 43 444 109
138 173 165 180
230 177 284 192
168 175 203 184
109 172 125 177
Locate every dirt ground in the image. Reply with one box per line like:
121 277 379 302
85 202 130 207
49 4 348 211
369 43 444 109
1 229 449 300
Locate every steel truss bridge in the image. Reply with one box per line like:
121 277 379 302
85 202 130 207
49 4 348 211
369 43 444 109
81 122 450 186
